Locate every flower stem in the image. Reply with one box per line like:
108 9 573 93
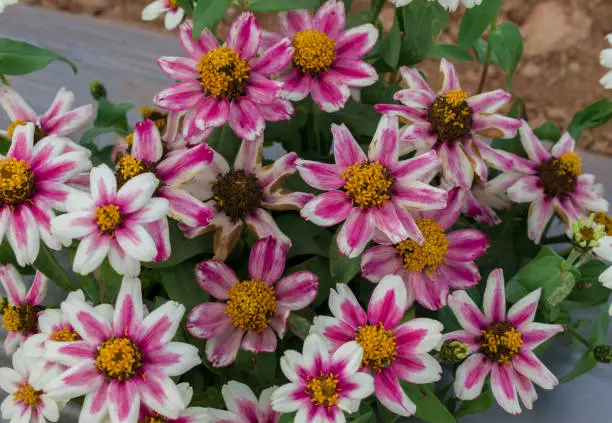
476 16 498 94
307 99 322 156
565 324 592 349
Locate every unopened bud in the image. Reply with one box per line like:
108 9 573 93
571 214 606 252
593 344 612 363
89 80 107 100
440 340 470 363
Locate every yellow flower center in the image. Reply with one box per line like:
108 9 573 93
292 29 337 76
6 120 46 142
480 322 523 365
395 218 449 273
2 303 41 334
125 133 134 147
594 212 612 236
428 89 473 143
140 414 168 423
50 325 81 342
198 46 251 99
225 279 278 332
538 151 582 197
354 322 397 372
139 106 168 135
0 158 35 206
305 373 340 408
168 0 178 9
94 204 123 235
12 383 41 407
96 337 143 381
115 154 151 187
341 161 393 209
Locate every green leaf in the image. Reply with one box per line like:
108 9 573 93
350 411 376 423
34 245 74 293
589 304 610 344
329 230 361 284
206 124 241 164
361 79 399 106
429 44 474 62
454 388 493 418
377 402 399 423
144 223 213 268
533 120 561 142
97 259 123 302
0 134 10 155
255 351 277 384
177 0 194 15
379 15 402 69
94 97 133 133
160 260 209 312
193 0 231 37
458 0 503 49
288 256 333 306
568 98 612 141
399 0 448 66
275 214 332 258
472 38 499 65
0 38 77 75
560 350 597 384
79 127 129 147
287 313 311 340
403 383 456 423
489 22 523 88
277 413 296 423
250 0 319 12
567 260 610 306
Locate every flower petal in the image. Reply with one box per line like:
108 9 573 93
249 236 286 284
186 302 232 339
205 328 243 367
473 114 521 139
242 327 277 353
410 271 449 310
335 24 378 59
314 0 345 38
521 323 563 349
275 271 318 311
177 21 218 60
527 196 555 244
251 38 294 76
393 179 447 211
551 132 575 157
374 368 416 417
222 381 259 421
336 207 374 258
279 10 313 37
245 208 291 250
368 274 408 329
229 97 265 141
113 276 143 336
392 150 441 182
467 89 512 113
132 119 163 162
514 371 538 410
108 380 140 423
507 288 541 329
7 206 40 266
507 176 544 203
0 264 26 305
446 229 489 262
156 56 199 80
332 123 367 168
279 69 313 102
301 191 353 227
0 87 37 121
45 362 104 399
154 80 203 111
80 385 109 423
115 224 157 263
518 120 551 164
368 115 398 168
136 371 184 418
137 300 185 350
440 58 461 92
296 160 343 191
513 349 558 390
72 233 110 275
448 290 489 335
312 316 355 350
360 245 403 283
393 318 443 354
146 342 201 376
227 12 261 61
195 260 237 300
453 354 492 400
329 283 367 328
329 59 378 87
392 353 442 384
116 172 159 214
483 268 506 323
439 142 473 189
491 364 521 414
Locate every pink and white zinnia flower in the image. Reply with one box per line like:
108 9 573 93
206 381 279 423
489 121 609 243
447 269 564 414
0 124 91 265
0 265 48 355
312 275 443 417
263 0 378 112
135 382 210 423
375 59 520 190
51 164 170 276
298 115 447 258
182 136 313 261
271 334 374 423
361 188 489 310
0 347 62 423
44 276 201 423
114 119 214 262
186 236 318 367
155 13 294 142
141 0 185 30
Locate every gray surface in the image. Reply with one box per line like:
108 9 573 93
0 4 610 422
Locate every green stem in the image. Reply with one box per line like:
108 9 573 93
476 16 498 94
0 73 10 87
36 245 73 293
565 324 592 349
308 100 322 156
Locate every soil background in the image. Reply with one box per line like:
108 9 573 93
22 0 612 155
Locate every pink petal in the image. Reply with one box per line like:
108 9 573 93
521 323 564 349
311 74 350 113
154 81 203 111
423 187 463 230
448 290 489 335
375 104 428 126
258 150 295 188
275 271 318 310
24 271 48 305
392 353 441 384
551 132 575 157
518 120 551 164
227 11 261 61
374 368 416 417
410 271 449 310
312 316 355 350
136 300 184 350
336 207 374 258
205 328 243 367
329 59 377 87
108 380 140 423
300 191 353 227
245 208 291 249
44 105 95 136
332 123 366 168
371 202 409 245
156 144 214 186
251 38 294 76
145 342 200 376
467 89 512 113
136 370 183 418
507 288 541 329
296 160 343 190
244 74 282 105
45 340 97 367
186 302 232 339
392 179 448 211
441 261 481 290
115 224 157 263
491 364 521 414
513 349 558 390
507 175 544 203
195 260 237 300
329 284 367 329
554 196 581 222
81 385 110 422
483 268 506 323
72 233 111 275
90 164 117 205
335 24 378 59
242 327 277 353
360 245 403 283
278 69 313 102
113 276 143 336
473 114 521 139
368 115 398 168
439 142 473 189
177 21 217 60
248 236 286 284
8 123 34 162
6 205 39 267
229 97 265 141
513 371 538 410
453 354 492 400
133 119 163 162
46 363 104 399
258 98 294 122
314 0 345 38
392 150 441 182
0 86 37 121
279 10 313 37
527 196 555 244
62 300 112 344
440 58 461 93
446 229 489 261
0 264 26 305
159 187 213 228
157 56 199 80
394 88 435 109
368 274 408 328
399 66 435 94
442 330 480 354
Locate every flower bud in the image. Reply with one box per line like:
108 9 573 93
90 80 107 100
570 214 606 253
593 344 612 363
440 339 469 363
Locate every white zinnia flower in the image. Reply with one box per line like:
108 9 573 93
142 0 185 30
601 34 612 89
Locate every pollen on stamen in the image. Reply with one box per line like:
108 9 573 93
305 372 340 408
395 218 449 273
0 157 35 206
224 279 278 332
95 337 143 381
341 161 393 209
428 89 473 143
12 383 42 407
197 46 251 100
354 322 397 372
292 29 337 76
94 204 123 235
480 322 523 365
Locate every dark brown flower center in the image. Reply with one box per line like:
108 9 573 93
480 321 523 365
2 303 43 334
212 169 263 221
428 90 473 143
537 151 582 197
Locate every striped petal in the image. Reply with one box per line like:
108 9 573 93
0 86 37 121
337 207 374 258
507 288 541 329
24 271 47 305
301 191 353 227
527 196 555 244
275 271 318 311
467 89 512 113
248 236 286 284
0 265 26 304
335 24 378 59
227 12 261 62
251 38 294 76
329 283 367 329
312 73 350 113
229 97 265 141
513 349 558 390
156 56 199 80
482 268 506 323
314 0 345 39
393 179 447 211
374 368 416 417
551 132 576 157
329 59 378 87
453 354 492 400
187 302 233 339
446 229 489 262
360 245 403 283
491 364 521 415
399 66 435 94
154 80 203 111
440 59 461 93
518 120 551 164
132 119 163 163
448 290 489 335
368 275 407 329
279 10 313 37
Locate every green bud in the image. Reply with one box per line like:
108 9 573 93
593 344 612 363
571 214 606 253
440 339 470 363
89 80 107 100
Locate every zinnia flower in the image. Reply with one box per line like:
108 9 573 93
142 0 185 30
113 119 214 261
491 121 609 243
601 34 612 89
270 334 374 423
181 136 313 260
0 124 91 265
44 277 201 422
298 115 447 258
263 0 378 112
51 164 170 276
186 236 318 367
155 13 294 142
361 188 489 310
0 86 94 149
391 0 482 10
0 347 62 423
312 275 443 417
0 265 47 355
375 60 520 190
135 382 210 423
206 381 279 423
447 268 563 414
